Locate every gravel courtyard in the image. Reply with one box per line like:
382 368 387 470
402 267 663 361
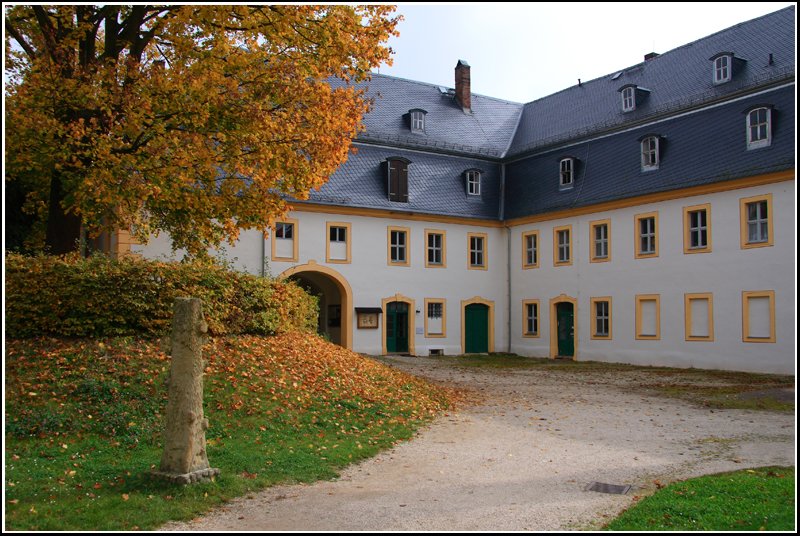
162 355 795 531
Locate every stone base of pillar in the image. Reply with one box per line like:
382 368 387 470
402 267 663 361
150 467 220 485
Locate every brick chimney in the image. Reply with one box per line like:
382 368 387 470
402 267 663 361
644 52 660 61
455 59 471 112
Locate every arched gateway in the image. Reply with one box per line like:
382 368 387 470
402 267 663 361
279 261 353 350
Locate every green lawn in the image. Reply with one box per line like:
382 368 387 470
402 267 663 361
605 466 795 531
4 334 457 531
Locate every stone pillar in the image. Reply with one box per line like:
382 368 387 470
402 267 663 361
153 297 220 484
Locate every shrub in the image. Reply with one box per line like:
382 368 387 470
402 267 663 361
5 253 318 338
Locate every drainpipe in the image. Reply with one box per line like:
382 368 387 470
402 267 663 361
261 231 266 277
499 163 512 354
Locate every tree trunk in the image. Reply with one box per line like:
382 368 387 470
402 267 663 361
44 170 82 255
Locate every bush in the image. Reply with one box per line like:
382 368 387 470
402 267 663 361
5 253 318 338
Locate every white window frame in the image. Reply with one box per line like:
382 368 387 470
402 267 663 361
746 199 769 244
275 222 293 239
740 194 773 249
713 55 731 84
426 231 445 267
466 170 481 196
639 216 656 255
641 136 659 170
592 298 611 339
635 212 659 259
424 298 446 338
522 300 540 338
554 226 572 266
468 233 486 269
746 107 771 149
688 209 708 250
622 86 636 112
683 204 712 254
387 227 410 266
410 110 425 132
523 231 539 269
559 158 574 189
592 221 609 261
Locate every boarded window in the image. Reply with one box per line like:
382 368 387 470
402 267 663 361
636 295 660 340
743 291 775 342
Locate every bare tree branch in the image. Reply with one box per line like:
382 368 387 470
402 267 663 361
5 17 38 59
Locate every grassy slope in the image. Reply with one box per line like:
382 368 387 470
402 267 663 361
4 333 461 531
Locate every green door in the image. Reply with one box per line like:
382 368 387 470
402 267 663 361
386 301 409 353
556 302 575 357
465 303 489 353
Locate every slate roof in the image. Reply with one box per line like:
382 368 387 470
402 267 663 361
330 73 524 159
304 144 503 220
295 6 795 222
507 5 796 156
504 85 796 220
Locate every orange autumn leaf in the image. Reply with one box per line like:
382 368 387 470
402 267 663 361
5 5 401 256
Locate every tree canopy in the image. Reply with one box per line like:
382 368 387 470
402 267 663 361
5 5 399 255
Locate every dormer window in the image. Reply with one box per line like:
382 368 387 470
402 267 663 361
710 52 747 85
745 106 772 149
408 108 427 133
465 169 481 196
619 84 651 113
640 135 660 171
559 157 575 189
713 54 731 84
621 86 635 112
386 157 410 202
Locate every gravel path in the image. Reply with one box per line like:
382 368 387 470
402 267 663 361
161 356 794 531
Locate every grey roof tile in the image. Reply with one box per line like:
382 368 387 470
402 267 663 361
331 74 524 158
504 86 795 219
507 6 796 156
297 144 502 220
307 6 794 223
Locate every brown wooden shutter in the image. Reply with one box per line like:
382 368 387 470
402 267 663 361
387 159 408 202
398 164 408 202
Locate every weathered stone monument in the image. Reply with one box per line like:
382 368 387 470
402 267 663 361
153 297 220 484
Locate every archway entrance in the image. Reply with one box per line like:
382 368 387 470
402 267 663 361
279 262 352 350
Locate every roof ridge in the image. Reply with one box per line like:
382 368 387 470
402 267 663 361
519 5 796 108
367 71 524 106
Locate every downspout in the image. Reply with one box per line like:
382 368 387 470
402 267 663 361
499 163 512 353
261 231 266 277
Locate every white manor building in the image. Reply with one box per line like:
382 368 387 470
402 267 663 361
132 7 796 374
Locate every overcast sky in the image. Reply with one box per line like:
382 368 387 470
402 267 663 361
377 2 795 103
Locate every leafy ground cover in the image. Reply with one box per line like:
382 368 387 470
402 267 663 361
442 353 794 411
4 333 461 531
605 466 795 531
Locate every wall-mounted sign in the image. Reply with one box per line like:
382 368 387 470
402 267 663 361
355 307 382 329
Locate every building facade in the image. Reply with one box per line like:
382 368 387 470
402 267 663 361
134 7 796 374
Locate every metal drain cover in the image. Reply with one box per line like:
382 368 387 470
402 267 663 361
585 482 631 494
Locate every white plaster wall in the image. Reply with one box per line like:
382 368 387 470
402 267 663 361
130 180 794 373
265 210 509 357
510 180 795 374
131 229 266 276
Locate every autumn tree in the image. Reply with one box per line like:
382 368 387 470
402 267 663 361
5 5 399 255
